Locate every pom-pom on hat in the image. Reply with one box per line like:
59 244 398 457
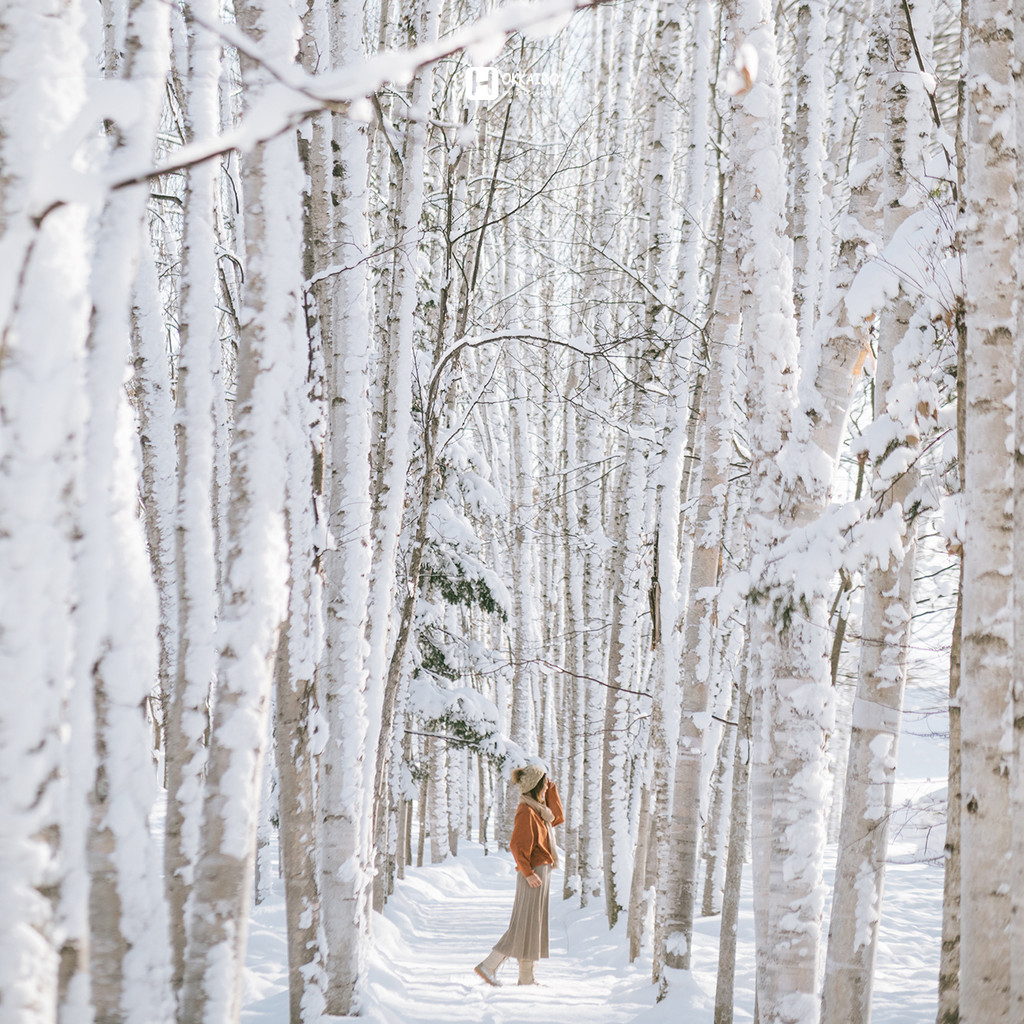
512 763 546 794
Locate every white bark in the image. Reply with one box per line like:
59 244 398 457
312 0 378 1009
821 3 926 1016
508 353 539 758
714 660 752 1024
369 0 441 908
959 0 1015 1014
661 218 739 973
0 4 90 1019
1012 0 1024 1012
701 676 738 918
601 421 648 927
179 4 301 1019
274 581 327 1024
130 249 178 757
727 0 838 1016
165 0 221 990
75 3 175 1020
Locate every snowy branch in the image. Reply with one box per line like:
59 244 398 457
39 0 615 221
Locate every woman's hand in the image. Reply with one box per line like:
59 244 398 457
525 872 542 888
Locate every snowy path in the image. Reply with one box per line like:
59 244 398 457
366 847 660 1024
243 835 943 1024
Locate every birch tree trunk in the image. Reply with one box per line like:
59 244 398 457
601 418 648 928
130 250 178 757
714 661 752 1024
508 352 539 758
958 0 1016 1013
370 0 441 908
937 571 963 1024
937 9 968 1017
310 0 380 1010
0 3 90 1018
179 4 301 1019
1012 0 1024 1012
624 0 685 960
165 0 222 990
561 361 585 899
702 676 738 918
727 0 835 1015
274 598 326 1023
271 221 326 1023
821 3 926 1016
83 2 175 1016
661 225 739 972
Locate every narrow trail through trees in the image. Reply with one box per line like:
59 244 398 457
244 841 665 1023
364 848 657 1024
242 833 944 1024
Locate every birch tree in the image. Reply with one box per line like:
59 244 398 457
370 0 441 907
306 0 381 1012
822 0 935 1015
82 2 175 1019
0 3 90 1019
726 0 855 1012
661 250 739 971
164 0 222 988
178 2 302 1018
957 0 1016 1014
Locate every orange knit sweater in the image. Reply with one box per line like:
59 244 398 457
509 782 564 877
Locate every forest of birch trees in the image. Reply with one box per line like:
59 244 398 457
2 0 1022 1020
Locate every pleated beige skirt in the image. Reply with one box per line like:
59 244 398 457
491 864 552 961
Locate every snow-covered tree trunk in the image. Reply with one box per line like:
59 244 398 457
726 0 838 1016
369 0 441 907
1012 0 1024 1012
592 1 662 937
429 742 449 864
273 588 326 1023
958 0 1016 1013
129 249 178 752
937 572 963 1024
661 232 739 972
309 0 379 1009
448 745 465 857
821 2 926 1015
561 361 585 900
714 661 752 1024
701 676 738 917
789 0 829 346
0 3 90 1019
624 0 684 961
178 3 301 1019
601 414 649 928
648 0 717 985
820 335 922 1020
82 3 176 1019
937 10 967 1017
508 353 539 757
164 0 222 990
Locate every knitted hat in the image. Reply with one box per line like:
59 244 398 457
512 763 546 794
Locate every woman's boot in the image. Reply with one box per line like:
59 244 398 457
517 959 536 985
474 950 506 986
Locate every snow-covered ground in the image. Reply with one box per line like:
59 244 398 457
242 829 943 1024
241 651 948 1023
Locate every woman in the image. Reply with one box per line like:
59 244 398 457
474 763 564 987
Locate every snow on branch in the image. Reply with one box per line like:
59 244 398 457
742 494 928 631
37 0 614 221
408 679 528 772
